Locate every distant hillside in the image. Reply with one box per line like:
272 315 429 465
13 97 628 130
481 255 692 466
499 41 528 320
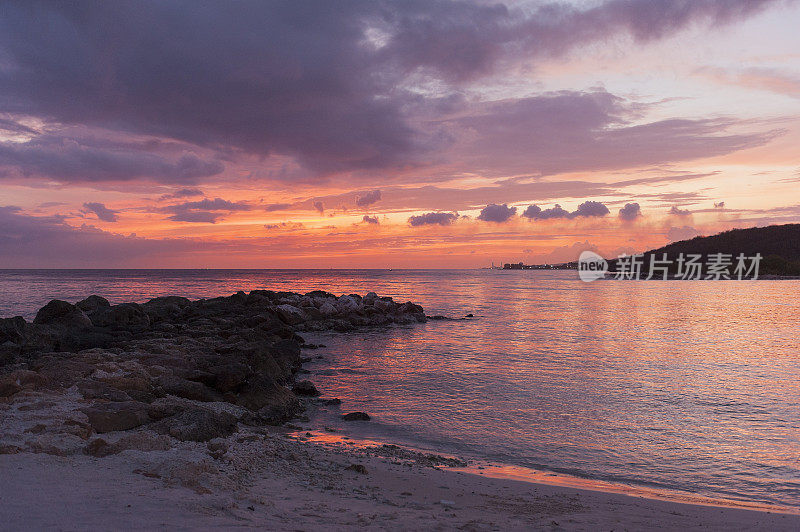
611 224 800 277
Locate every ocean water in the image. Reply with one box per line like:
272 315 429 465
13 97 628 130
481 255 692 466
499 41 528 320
1 269 798 510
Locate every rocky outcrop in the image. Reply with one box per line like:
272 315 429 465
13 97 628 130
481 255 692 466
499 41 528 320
0 290 424 450
82 401 151 433
292 380 321 397
343 412 371 421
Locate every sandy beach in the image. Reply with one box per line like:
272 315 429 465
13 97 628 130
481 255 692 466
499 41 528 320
2 421 798 531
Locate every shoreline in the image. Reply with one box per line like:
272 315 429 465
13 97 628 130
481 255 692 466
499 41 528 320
3 426 799 530
2 290 798 529
292 428 800 518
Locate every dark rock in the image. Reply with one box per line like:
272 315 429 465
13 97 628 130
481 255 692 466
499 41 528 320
0 445 23 455
146 397 189 421
207 362 250 393
82 401 150 433
33 300 92 328
345 464 368 474
265 339 302 379
236 374 294 412
2 289 426 438
145 296 192 308
275 304 306 325
91 303 150 330
157 375 218 402
0 370 48 397
76 295 110 313
33 357 95 388
305 290 336 299
142 296 192 321
77 379 132 402
0 316 27 345
151 408 237 442
465 313 474 318
292 380 320 397
322 398 341 406
0 378 21 397
342 411 371 421
85 438 112 457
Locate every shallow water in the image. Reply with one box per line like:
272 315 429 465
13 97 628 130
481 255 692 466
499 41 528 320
1 269 798 509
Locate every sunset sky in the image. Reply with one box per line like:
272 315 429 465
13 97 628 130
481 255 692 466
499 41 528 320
1 0 799 268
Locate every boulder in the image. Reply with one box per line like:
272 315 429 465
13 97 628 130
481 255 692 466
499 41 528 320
77 379 132 402
86 432 173 457
342 412 371 421
373 299 395 313
142 296 192 321
151 407 237 442
318 301 337 316
33 357 96 387
0 370 49 397
267 339 302 377
91 303 150 329
345 464 368 474
235 374 288 411
207 362 250 393
275 304 306 325
335 295 361 313
33 300 92 328
75 295 110 314
292 380 320 397
0 316 26 345
82 401 150 433
157 375 218 402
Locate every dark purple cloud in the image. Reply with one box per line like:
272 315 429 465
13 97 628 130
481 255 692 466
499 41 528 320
355 190 382 207
264 203 292 212
163 198 252 213
380 0 782 82
0 135 223 184
524 202 611 220
82 202 119 222
160 188 204 200
161 197 252 224
524 200 609 219
714 201 726 208
669 205 691 216
523 204 570 219
0 0 783 180
313 201 325 214
447 91 779 177
167 211 223 224
522 205 543 219
362 215 379 224
619 202 642 221
573 201 610 217
408 212 459 226
478 203 516 223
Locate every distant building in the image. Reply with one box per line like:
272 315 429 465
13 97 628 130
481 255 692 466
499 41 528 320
501 261 578 270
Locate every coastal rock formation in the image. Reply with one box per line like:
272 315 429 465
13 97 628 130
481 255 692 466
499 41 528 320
342 412 371 421
0 290 425 455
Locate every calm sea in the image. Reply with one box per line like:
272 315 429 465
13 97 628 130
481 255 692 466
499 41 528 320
1 269 798 510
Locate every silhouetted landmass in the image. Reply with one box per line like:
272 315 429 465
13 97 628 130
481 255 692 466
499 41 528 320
610 224 800 277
